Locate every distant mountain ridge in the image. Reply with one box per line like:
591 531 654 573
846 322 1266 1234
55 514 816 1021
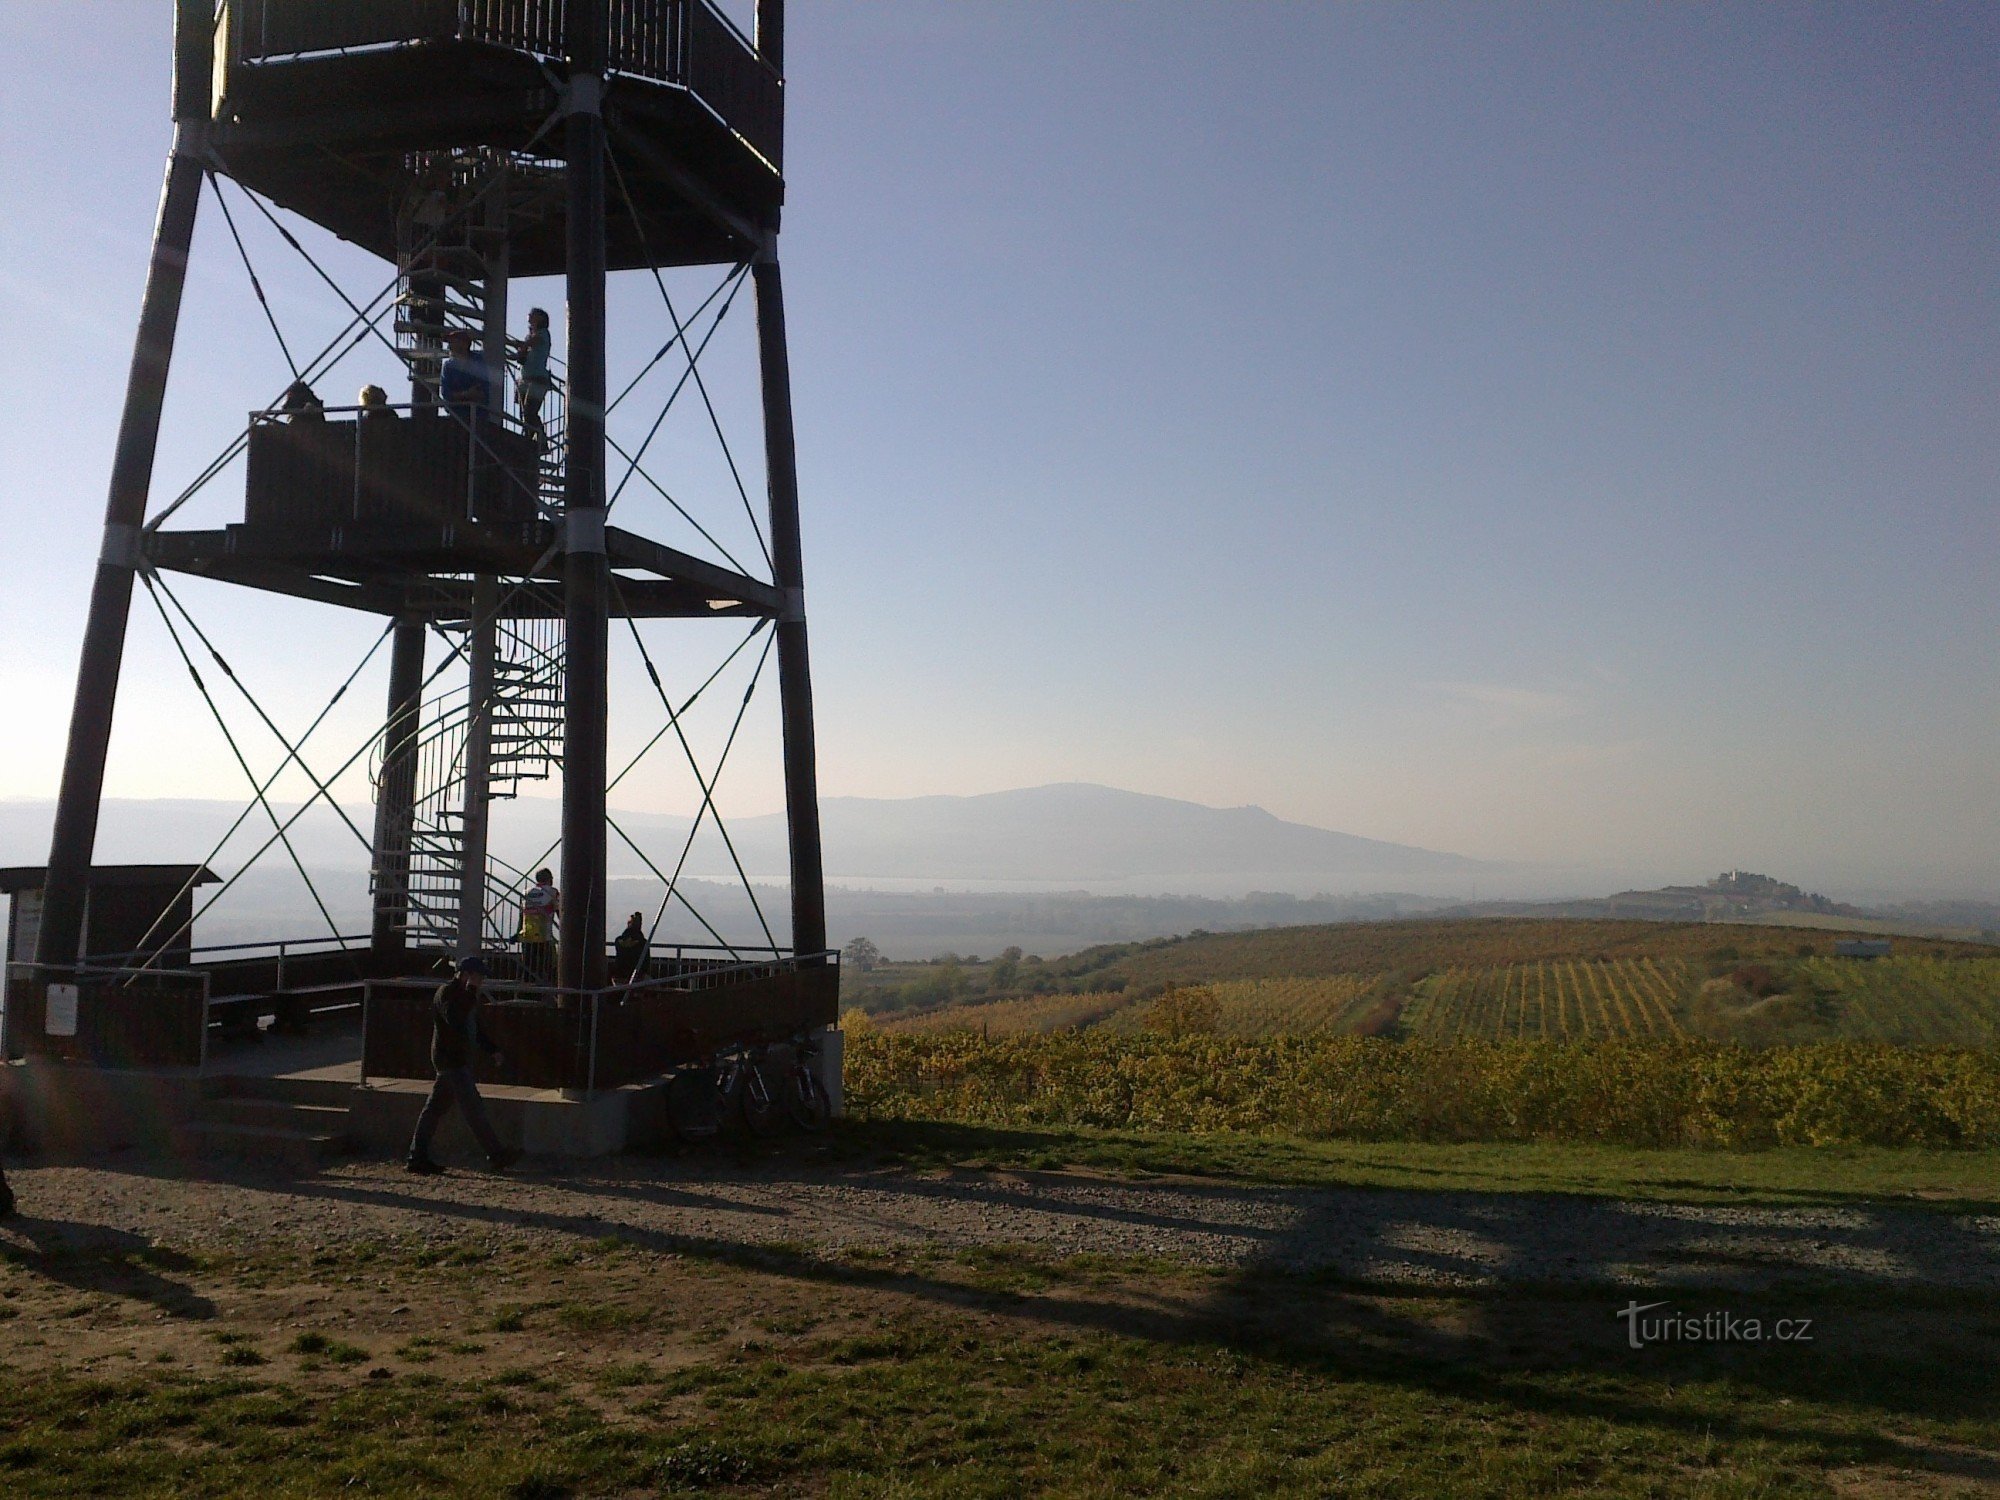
804 783 1486 884
0 783 1489 896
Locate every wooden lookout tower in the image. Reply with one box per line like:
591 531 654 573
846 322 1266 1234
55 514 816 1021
14 0 837 1107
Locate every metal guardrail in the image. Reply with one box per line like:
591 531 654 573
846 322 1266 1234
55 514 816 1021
360 948 838 1094
8 943 833 1082
81 933 375 985
3 961 214 1071
226 0 784 170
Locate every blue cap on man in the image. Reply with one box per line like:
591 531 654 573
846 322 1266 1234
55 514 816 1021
457 954 491 975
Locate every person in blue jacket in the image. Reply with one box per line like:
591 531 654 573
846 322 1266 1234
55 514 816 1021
439 330 494 410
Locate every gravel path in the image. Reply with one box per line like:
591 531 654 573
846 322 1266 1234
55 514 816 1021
7 1153 1999 1291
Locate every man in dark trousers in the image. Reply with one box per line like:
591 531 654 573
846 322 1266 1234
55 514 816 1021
406 955 521 1175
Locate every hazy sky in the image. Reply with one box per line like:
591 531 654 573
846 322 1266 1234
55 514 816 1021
0 2 1994 896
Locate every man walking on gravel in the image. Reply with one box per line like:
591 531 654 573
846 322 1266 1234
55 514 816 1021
407 955 521 1175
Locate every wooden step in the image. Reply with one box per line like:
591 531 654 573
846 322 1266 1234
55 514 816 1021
199 1096 351 1133
189 1120 348 1169
210 1073 360 1109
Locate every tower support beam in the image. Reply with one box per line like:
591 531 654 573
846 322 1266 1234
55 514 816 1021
39 121 206 967
370 615 427 954
559 12 611 991
458 577 499 955
752 256 827 958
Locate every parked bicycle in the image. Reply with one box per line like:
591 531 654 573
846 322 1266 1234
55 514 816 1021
665 1036 828 1142
782 1033 830 1133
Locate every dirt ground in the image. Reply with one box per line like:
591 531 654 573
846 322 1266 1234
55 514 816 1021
5 1146 1999 1291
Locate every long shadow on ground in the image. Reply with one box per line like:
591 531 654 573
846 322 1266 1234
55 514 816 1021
8 1133 2000 1482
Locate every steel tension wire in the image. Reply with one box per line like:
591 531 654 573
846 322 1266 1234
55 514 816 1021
608 816 741 959
606 146 772 573
605 268 740 415
208 171 299 380
135 616 482 971
507 618 770 888
143 276 400 534
148 571 379 858
605 619 769 799
603 434 753 577
615 587 776 951
640 630 776 955
227 170 532 494
134 575 353 976
604 270 748 516
118 616 396 965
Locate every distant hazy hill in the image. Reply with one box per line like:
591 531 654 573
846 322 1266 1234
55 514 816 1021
1434 870 1872 925
1007 917 1990 990
1418 870 2000 941
0 783 1489 897
801 784 1487 887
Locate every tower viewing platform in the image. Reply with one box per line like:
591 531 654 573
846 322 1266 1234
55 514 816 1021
211 0 784 270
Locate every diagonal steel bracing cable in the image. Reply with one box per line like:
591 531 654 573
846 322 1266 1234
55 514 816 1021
606 146 772 573
138 573 354 965
226 172 544 516
155 116 563 537
119 616 395 967
505 618 769 903
143 282 396 533
603 432 753 576
148 571 378 858
606 270 738 415
130 621 476 973
603 268 749 516
608 817 739 957
639 630 776 955
208 170 300 381
615 585 776 951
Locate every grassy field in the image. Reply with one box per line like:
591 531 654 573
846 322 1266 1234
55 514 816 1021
4 1135 1999 1497
840 1117 2000 1211
855 919 2000 1047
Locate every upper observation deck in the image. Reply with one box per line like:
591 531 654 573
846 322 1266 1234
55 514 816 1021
206 0 784 270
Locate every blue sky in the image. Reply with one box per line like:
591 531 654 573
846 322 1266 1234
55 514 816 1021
0 2 1994 896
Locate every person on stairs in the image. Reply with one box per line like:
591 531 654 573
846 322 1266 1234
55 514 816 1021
439 330 494 410
406 955 520 1175
509 307 553 449
518 869 560 985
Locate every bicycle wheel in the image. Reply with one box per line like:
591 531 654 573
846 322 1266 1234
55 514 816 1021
785 1063 829 1133
739 1060 785 1138
666 1069 723 1143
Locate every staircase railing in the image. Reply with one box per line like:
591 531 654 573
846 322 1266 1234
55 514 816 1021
374 608 566 952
